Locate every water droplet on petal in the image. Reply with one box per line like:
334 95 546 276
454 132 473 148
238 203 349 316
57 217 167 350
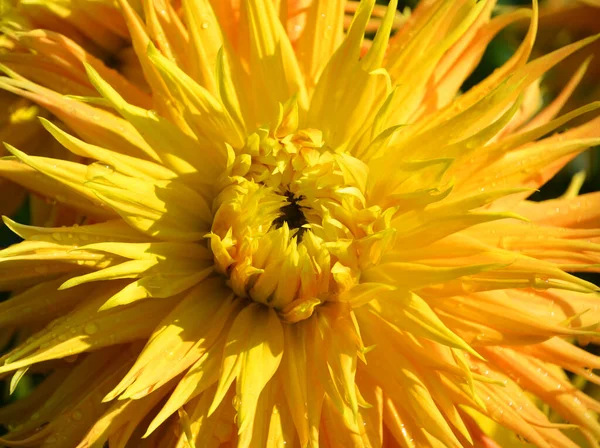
83 323 99 335
34 265 49 274
64 354 79 363
86 162 115 181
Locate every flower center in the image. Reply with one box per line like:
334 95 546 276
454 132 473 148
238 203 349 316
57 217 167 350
208 120 396 322
272 191 309 239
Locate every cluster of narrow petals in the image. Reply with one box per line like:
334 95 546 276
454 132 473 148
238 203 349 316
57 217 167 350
0 0 599 447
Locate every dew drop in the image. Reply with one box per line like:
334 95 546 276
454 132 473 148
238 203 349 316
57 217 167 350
83 323 99 335
34 265 49 275
201 21 209 29
71 410 83 421
64 354 78 363
86 163 114 181
400 425 409 439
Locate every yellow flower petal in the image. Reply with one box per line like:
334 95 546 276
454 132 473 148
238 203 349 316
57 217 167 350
0 286 174 374
209 303 283 437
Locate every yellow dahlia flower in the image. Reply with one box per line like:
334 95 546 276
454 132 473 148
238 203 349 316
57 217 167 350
0 0 600 447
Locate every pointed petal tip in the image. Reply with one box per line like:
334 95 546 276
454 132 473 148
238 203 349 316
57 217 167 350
58 278 77 290
1 215 15 228
3 142 20 156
